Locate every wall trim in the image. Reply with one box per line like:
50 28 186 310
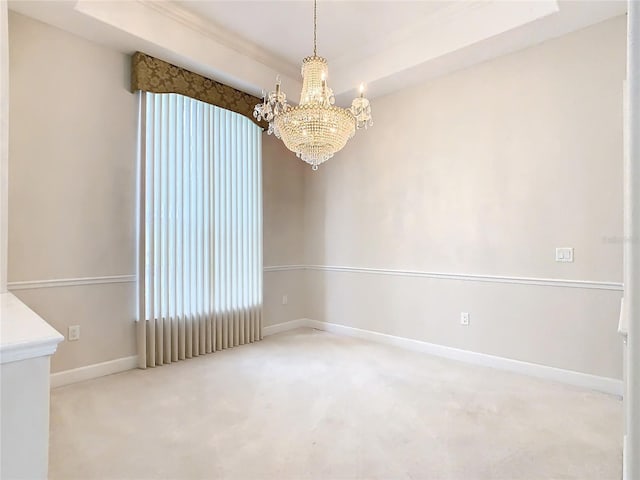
263 264 623 291
263 318 623 397
48 320 623 396
9 266 620 292
263 265 306 272
8 275 136 291
263 318 311 336
50 321 302 388
306 265 623 291
50 355 139 388
50 321 308 387
138 0 299 79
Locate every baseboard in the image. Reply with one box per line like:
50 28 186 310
50 355 138 388
263 318 311 336
50 321 307 387
50 320 623 397
304 319 623 397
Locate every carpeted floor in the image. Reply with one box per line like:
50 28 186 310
49 328 622 480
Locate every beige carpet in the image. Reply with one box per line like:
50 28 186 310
49 328 622 480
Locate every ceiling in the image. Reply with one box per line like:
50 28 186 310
9 1 627 104
177 1 452 67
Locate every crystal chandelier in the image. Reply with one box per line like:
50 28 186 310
254 0 372 170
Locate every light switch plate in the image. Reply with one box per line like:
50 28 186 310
68 325 80 341
555 247 574 263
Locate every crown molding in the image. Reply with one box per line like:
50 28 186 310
139 1 299 81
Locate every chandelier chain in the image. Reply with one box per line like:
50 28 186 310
313 0 317 56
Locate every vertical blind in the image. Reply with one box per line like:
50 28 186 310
138 92 263 368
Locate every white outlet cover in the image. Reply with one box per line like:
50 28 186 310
460 312 470 326
555 247 574 263
68 325 80 341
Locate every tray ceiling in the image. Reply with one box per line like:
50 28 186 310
8 1 627 102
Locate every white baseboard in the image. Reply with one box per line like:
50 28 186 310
264 318 622 397
50 322 303 387
263 318 311 337
50 320 305 388
50 355 138 388
50 320 623 397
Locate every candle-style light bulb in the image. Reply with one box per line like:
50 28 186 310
275 74 281 96
359 83 365 98
321 72 327 101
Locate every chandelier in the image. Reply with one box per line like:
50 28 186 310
254 0 372 170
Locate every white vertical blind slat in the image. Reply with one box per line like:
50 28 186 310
251 121 257 339
255 124 260 341
232 112 239 347
146 96 156 367
248 117 254 342
224 109 232 349
209 107 215 353
214 107 222 352
202 105 208 354
258 129 263 339
169 95 178 363
162 94 171 364
180 95 189 359
204 106 212 354
188 99 196 356
185 97 191 327
220 110 227 350
175 95 182 361
195 101 203 356
240 115 247 345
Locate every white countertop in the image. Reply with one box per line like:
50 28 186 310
0 292 64 364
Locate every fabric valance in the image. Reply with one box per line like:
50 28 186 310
131 52 266 129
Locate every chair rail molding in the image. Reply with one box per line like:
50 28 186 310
12 267 620 292
7 275 136 290
263 264 623 291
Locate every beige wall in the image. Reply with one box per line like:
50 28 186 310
304 16 626 379
262 135 307 326
8 13 305 372
8 12 137 373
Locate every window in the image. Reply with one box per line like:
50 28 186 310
138 92 263 366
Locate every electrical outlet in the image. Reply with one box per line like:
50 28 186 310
555 247 574 263
282 295 288 305
460 312 470 326
68 325 80 341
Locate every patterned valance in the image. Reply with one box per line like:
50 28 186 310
131 52 266 129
